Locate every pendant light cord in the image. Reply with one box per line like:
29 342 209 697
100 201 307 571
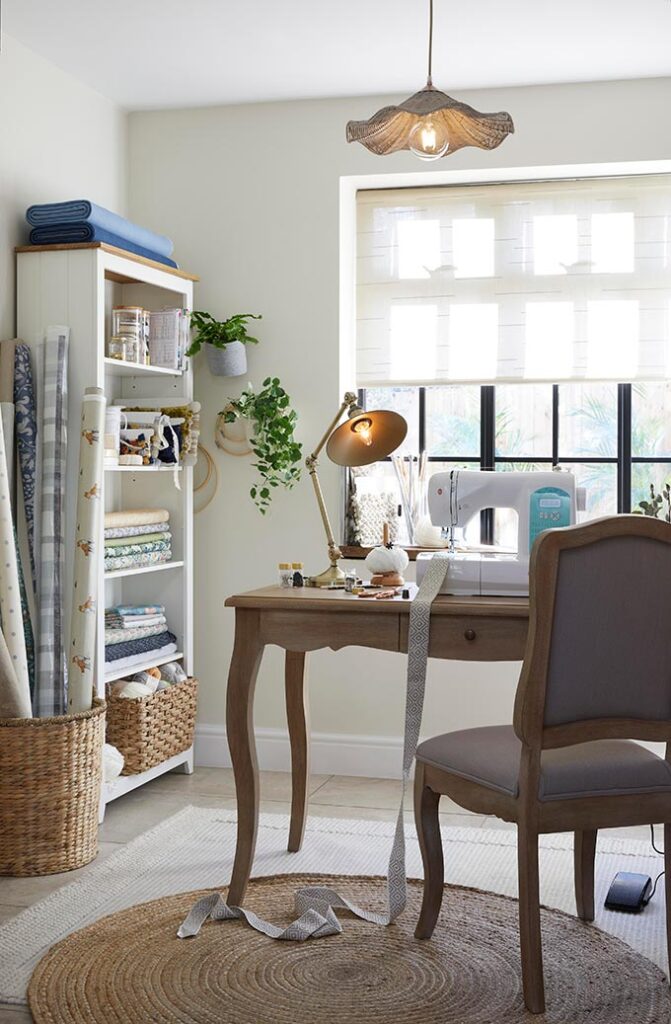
427 0 434 86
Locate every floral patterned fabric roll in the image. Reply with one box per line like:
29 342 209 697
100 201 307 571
67 388 105 715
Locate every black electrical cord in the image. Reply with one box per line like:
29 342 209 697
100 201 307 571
645 825 665 905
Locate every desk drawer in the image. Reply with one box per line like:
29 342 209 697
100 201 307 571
400 615 527 662
261 609 400 653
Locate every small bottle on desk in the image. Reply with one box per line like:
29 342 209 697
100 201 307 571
292 562 304 587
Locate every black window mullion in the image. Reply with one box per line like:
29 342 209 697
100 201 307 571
418 387 426 453
618 383 632 513
552 384 559 466
480 386 495 544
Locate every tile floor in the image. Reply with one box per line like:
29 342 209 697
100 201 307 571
0 767 657 1023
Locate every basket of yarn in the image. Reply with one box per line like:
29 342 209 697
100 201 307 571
105 664 197 775
0 698 106 876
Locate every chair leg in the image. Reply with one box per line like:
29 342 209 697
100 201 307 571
518 822 545 1014
414 763 444 940
664 823 671 984
574 829 597 922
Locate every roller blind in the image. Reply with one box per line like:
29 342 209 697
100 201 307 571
355 174 671 386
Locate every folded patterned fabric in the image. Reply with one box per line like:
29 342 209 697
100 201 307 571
105 623 170 646
104 531 171 547
105 630 177 663
104 549 172 573
26 200 175 258
105 523 171 540
104 642 177 675
105 614 167 629
106 604 165 617
104 508 170 529
103 539 171 559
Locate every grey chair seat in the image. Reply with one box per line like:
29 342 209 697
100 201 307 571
416 725 671 801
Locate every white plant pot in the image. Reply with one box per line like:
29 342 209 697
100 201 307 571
205 340 247 377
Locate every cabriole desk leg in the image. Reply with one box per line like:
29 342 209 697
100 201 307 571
285 651 309 852
226 609 264 905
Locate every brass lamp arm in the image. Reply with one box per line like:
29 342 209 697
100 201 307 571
305 391 358 586
306 391 358 466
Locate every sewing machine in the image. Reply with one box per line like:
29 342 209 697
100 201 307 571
415 469 584 596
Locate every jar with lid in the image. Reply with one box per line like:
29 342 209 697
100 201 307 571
111 306 144 364
278 563 293 588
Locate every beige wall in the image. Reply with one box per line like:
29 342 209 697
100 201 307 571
0 35 127 339
127 77 671 768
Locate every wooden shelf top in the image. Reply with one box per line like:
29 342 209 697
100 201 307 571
15 241 199 282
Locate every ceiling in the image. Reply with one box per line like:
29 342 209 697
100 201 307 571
5 0 671 111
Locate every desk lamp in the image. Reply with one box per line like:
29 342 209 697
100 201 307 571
306 391 407 587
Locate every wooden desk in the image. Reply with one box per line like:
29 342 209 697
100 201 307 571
224 585 530 904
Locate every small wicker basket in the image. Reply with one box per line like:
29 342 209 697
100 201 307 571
0 698 106 877
105 677 198 775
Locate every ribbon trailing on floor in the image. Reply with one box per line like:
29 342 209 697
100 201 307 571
177 554 450 941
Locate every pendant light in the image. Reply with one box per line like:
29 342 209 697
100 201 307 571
346 0 514 161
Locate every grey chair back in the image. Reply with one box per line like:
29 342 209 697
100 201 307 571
514 516 671 747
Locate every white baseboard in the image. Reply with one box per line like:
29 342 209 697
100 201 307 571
195 724 404 779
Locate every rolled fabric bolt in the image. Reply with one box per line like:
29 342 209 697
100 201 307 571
67 387 105 715
0 411 30 716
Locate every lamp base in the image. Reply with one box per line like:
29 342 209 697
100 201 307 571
310 564 346 588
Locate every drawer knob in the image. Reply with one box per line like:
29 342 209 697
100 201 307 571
464 628 476 642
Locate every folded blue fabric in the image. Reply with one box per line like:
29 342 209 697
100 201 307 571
28 224 178 269
26 200 174 258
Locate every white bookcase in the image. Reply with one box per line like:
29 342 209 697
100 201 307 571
16 242 197 814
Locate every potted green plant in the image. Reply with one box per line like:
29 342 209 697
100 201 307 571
186 310 261 376
222 377 302 513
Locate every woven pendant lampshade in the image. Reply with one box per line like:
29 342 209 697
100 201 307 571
346 0 514 160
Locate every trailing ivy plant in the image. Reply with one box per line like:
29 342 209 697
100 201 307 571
186 311 261 358
222 377 302 513
634 481 671 523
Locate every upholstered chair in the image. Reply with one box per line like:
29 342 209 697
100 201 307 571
414 515 671 1013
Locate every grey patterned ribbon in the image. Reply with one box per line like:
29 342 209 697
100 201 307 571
178 554 450 941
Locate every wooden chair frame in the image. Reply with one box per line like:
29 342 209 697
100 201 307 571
415 515 671 1014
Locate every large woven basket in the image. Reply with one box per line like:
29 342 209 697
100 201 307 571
0 698 105 877
105 677 197 775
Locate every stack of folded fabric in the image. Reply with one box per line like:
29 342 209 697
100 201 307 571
104 508 172 573
25 200 178 269
104 603 178 670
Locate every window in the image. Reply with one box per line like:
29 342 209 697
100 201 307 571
349 174 671 546
352 381 671 546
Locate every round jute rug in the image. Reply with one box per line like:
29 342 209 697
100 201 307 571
28 874 670 1024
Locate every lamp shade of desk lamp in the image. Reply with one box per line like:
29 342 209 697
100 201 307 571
306 393 407 587
326 409 407 467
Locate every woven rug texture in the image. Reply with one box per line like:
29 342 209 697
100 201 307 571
0 806 667 1007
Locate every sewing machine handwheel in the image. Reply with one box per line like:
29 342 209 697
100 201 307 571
464 628 476 642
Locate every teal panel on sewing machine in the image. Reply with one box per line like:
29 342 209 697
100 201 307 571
529 486 572 550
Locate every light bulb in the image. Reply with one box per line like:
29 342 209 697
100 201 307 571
352 418 374 446
408 118 449 161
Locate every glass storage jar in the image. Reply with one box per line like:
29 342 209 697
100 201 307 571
107 335 127 361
